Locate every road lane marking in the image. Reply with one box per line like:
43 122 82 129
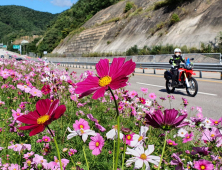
136 82 218 97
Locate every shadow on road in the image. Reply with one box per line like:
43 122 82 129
159 89 188 96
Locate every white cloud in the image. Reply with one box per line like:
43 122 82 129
50 0 73 7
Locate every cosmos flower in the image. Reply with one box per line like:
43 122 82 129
17 99 66 136
194 159 214 170
145 109 189 131
89 133 105 156
75 58 136 99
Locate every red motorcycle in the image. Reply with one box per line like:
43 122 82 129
164 58 198 97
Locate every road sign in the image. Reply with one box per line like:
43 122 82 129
13 45 20 49
3 45 7 48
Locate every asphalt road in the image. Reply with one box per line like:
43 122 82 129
56 66 222 119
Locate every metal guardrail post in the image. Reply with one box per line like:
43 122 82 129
154 69 156 74
199 71 202 78
221 72 222 80
143 69 145 73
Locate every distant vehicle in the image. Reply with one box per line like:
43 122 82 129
0 55 4 58
9 55 12 59
16 58 23 61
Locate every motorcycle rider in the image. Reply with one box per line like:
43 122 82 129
169 48 185 86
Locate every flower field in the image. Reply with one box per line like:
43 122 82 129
0 57 221 170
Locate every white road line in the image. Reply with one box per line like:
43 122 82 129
136 82 218 96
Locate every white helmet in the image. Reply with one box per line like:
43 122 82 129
174 48 181 56
45 57 47 60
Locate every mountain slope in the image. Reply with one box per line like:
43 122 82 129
52 0 222 56
0 5 57 43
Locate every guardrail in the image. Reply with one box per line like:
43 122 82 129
51 61 222 79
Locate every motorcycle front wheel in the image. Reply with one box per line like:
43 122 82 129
166 79 175 93
186 77 198 97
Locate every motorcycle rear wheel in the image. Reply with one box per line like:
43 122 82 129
166 79 175 93
186 77 198 97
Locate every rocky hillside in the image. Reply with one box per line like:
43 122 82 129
52 0 222 56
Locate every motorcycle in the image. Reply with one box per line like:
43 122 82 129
164 58 198 97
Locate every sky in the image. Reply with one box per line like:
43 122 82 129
0 0 78 14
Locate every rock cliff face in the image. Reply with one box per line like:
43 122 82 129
52 0 222 56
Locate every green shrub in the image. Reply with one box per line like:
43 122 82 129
154 1 168 10
107 41 111 45
124 2 135 13
170 13 180 25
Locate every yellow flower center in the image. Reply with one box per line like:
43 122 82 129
80 125 84 129
16 113 20 116
99 76 112 87
55 159 59 163
181 132 184 134
37 115 50 124
34 92 37 94
201 165 205 169
140 153 147 160
27 160 31 164
96 142 100 147
211 134 215 137
45 139 48 141
215 121 218 124
187 136 190 139
138 136 143 141
127 135 131 140
80 129 84 134
169 142 173 145
114 125 118 130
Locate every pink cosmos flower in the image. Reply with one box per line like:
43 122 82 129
68 149 77 156
209 118 221 126
73 118 90 131
0 100 5 106
141 87 148 94
30 87 42 97
23 151 35 159
201 127 221 142
36 139 42 143
8 144 23 153
8 164 21 170
196 107 202 113
170 153 184 170
124 133 135 146
183 132 194 143
12 108 23 120
33 154 47 165
70 94 78 102
75 58 136 99
194 159 214 170
89 133 105 156
149 93 156 100
42 136 51 143
167 139 178 146
128 90 138 98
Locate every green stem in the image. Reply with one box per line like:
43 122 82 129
157 131 168 170
113 139 115 170
109 87 120 170
83 145 89 170
122 138 126 170
47 126 63 170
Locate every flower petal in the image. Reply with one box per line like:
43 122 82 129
52 105 66 120
96 59 109 78
75 75 100 94
134 159 143 169
92 87 106 100
145 145 154 155
109 76 128 90
29 125 45 136
19 125 39 130
36 98 51 116
109 58 125 78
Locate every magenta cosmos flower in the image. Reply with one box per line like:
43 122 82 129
194 159 214 170
75 58 136 99
17 99 66 136
73 118 90 131
89 133 105 156
145 109 189 131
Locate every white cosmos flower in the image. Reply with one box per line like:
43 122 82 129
60 75 67 81
106 125 123 140
41 77 49 82
125 145 160 170
203 118 212 129
177 128 188 138
67 127 96 142
145 99 152 107
131 126 149 147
